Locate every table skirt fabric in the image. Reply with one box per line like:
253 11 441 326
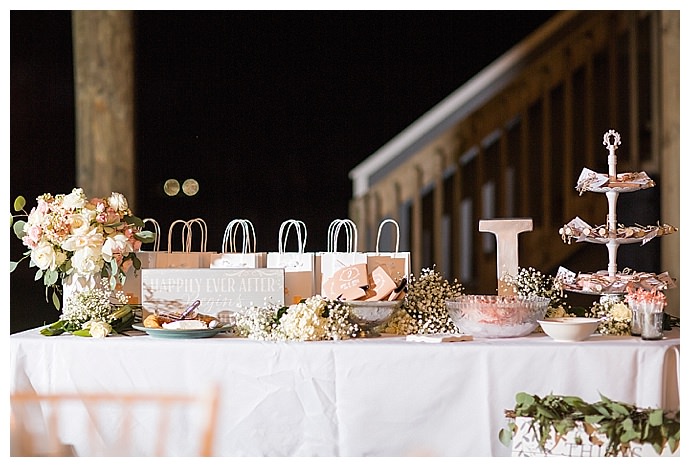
10 327 680 456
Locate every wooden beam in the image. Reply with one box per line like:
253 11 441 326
72 11 136 207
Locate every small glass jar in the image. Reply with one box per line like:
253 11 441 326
627 299 642 336
640 301 665 340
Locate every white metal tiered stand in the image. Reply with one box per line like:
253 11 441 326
562 129 674 302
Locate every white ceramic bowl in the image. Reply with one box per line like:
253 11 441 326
538 317 600 342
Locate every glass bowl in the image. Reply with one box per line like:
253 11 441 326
445 295 550 338
343 300 402 336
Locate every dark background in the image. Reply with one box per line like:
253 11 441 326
9 10 557 333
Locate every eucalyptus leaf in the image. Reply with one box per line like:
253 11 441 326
52 289 61 310
498 428 513 447
13 220 26 239
135 230 156 243
609 402 630 416
14 195 26 212
44 269 58 286
515 392 535 407
648 409 664 427
584 414 605 424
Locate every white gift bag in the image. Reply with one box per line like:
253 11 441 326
210 219 267 269
267 219 315 304
155 219 202 268
319 219 368 300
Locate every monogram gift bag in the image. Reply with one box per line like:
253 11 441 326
365 218 410 300
267 219 315 305
210 219 267 269
319 219 368 300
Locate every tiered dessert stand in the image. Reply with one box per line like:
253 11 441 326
557 129 677 303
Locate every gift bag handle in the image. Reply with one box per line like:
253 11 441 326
237 220 257 254
331 219 356 253
278 219 307 254
375 218 400 253
327 219 357 253
221 220 244 254
142 218 161 252
167 219 191 253
221 219 256 254
327 219 345 252
185 218 209 253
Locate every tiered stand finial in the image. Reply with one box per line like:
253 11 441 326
603 129 622 278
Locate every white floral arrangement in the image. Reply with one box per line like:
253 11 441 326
235 295 360 341
10 188 155 309
383 267 464 335
586 299 632 336
40 278 135 338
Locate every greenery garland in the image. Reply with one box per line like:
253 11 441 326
499 392 680 457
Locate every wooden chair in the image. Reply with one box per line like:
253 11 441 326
10 384 220 457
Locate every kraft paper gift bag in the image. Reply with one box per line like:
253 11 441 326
366 218 410 295
267 219 315 305
319 219 368 300
155 219 202 268
210 219 267 269
119 217 161 304
135 218 163 269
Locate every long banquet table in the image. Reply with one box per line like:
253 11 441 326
10 326 680 456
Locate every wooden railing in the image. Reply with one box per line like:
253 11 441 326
349 11 667 295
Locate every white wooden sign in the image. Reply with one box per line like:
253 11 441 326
511 416 678 457
141 268 285 317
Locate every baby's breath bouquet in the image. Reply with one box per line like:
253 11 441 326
384 267 464 335
40 278 135 338
502 267 573 319
235 295 359 341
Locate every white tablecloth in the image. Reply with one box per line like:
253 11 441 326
10 327 680 456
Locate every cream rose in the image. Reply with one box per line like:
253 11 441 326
30 240 62 271
610 303 632 321
67 212 93 236
62 188 87 210
70 244 104 276
108 192 129 212
62 228 103 252
87 320 112 338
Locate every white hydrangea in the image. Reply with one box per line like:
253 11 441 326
235 296 359 341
